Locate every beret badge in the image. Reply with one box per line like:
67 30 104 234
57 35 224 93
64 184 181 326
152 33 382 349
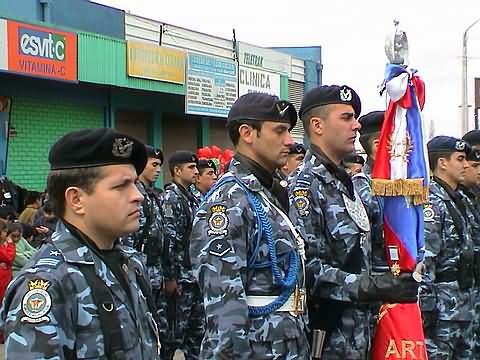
276 102 290 117
455 140 466 151
340 87 352 102
112 138 134 159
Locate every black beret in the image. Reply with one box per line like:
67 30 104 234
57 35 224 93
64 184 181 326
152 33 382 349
49 128 147 175
359 111 384 136
198 159 217 173
467 149 480 162
145 145 164 163
427 136 472 155
289 142 306 155
462 130 480 147
299 85 361 118
168 151 198 166
344 152 365 165
226 93 297 130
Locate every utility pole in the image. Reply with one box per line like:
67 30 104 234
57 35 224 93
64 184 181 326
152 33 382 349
462 18 480 133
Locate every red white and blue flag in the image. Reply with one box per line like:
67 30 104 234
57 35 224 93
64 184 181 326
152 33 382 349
371 64 429 360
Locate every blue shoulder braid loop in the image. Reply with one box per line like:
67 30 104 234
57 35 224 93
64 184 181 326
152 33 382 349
202 174 299 317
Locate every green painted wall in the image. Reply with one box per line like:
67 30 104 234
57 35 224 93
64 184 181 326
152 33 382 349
78 32 185 96
7 97 103 190
280 75 289 100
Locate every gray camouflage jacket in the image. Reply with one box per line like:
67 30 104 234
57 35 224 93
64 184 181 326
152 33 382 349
288 149 372 357
289 149 371 300
0 221 160 359
352 161 386 269
190 158 308 359
121 180 164 289
460 185 480 250
420 178 475 321
162 181 198 282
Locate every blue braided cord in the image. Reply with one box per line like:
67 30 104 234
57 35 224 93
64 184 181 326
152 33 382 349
201 174 299 316
248 285 295 318
249 195 299 288
247 209 263 268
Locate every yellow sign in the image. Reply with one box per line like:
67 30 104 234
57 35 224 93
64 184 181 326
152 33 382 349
127 41 185 84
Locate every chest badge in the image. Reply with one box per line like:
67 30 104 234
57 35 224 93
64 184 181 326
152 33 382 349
423 204 435 222
21 279 52 324
342 193 370 232
293 189 310 216
207 205 229 236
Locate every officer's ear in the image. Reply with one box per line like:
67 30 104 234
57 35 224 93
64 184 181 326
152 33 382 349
438 157 448 171
310 116 324 136
64 186 87 216
238 123 255 144
173 164 185 177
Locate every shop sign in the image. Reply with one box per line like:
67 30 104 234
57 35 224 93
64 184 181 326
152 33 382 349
0 19 7 71
238 42 291 76
127 41 186 84
186 53 237 117
6 20 77 82
239 66 280 96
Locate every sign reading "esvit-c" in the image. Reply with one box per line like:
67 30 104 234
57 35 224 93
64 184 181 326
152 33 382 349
20 28 66 61
7 20 77 82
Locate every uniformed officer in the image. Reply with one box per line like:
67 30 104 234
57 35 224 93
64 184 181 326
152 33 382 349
280 142 306 177
462 130 480 209
160 151 204 359
121 145 164 292
353 111 387 271
421 136 476 359
191 158 217 202
289 85 419 359
343 152 365 176
460 131 480 357
190 93 309 359
0 128 160 359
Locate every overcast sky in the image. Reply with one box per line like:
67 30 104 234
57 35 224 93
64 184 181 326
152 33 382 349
94 0 480 137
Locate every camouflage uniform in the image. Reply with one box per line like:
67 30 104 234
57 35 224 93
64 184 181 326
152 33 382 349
190 184 204 203
289 148 372 360
190 158 309 359
159 181 204 359
121 180 164 291
0 221 160 359
352 161 385 270
421 178 475 359
460 185 480 357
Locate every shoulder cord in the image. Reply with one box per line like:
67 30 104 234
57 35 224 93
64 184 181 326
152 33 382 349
258 191 305 289
202 174 299 316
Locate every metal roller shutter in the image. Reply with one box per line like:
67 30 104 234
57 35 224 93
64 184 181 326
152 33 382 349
288 80 305 144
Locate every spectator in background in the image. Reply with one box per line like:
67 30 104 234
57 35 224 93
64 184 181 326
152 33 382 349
12 223 37 275
0 206 17 225
18 191 42 225
0 221 15 300
32 201 57 247
0 220 14 343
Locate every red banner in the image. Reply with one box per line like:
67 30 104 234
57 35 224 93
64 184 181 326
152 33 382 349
372 303 428 359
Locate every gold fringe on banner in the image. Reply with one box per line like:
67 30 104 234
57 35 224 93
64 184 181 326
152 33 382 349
371 179 429 205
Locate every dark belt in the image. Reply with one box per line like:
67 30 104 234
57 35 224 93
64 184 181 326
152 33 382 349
435 270 457 283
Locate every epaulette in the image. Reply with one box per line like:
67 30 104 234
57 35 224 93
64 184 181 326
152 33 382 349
293 169 313 189
32 245 63 269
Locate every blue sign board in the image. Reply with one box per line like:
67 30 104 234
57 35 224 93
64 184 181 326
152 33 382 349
186 53 237 117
